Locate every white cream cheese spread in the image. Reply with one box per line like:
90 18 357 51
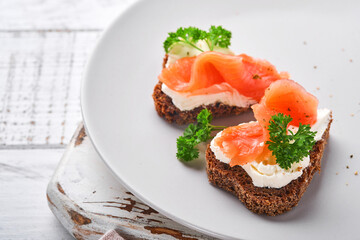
161 83 256 111
163 41 256 111
210 108 331 188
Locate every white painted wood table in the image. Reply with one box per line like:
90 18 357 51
0 1 214 239
47 125 215 240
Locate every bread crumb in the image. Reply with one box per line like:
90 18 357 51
355 171 358 176
350 59 353 63
350 154 353 158
336 172 339 175
350 113 355 117
346 165 349 169
316 87 320 90
329 94 333 98
313 66 317 69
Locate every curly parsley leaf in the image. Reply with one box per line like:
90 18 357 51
163 26 232 53
176 136 200 161
163 27 207 53
176 109 226 162
197 107 213 127
266 113 317 170
206 25 232 51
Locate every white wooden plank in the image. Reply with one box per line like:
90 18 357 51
47 125 215 240
0 0 136 30
0 149 72 239
0 31 100 146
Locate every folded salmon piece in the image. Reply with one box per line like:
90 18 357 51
159 51 289 102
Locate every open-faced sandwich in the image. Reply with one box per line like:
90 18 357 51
153 26 289 124
175 79 332 215
206 79 332 215
161 26 333 216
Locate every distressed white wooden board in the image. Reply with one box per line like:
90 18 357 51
47 125 216 240
0 0 136 30
0 149 72 239
0 0 137 147
0 31 100 147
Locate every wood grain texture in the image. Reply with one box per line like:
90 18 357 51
0 0 136 30
0 31 99 147
0 0 137 147
47 125 217 240
0 0 208 239
0 149 72 239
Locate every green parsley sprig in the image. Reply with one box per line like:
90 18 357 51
176 109 225 161
163 26 232 53
206 25 232 51
266 113 317 170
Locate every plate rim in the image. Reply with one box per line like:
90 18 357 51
80 0 359 238
80 0 236 238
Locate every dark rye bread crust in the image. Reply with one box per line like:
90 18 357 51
152 55 250 125
206 117 332 216
153 82 250 125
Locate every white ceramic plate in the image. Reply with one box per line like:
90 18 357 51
82 0 360 239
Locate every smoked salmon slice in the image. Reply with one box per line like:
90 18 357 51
214 79 318 166
253 79 318 128
159 52 289 102
213 122 267 167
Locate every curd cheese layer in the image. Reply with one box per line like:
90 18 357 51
210 109 331 188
